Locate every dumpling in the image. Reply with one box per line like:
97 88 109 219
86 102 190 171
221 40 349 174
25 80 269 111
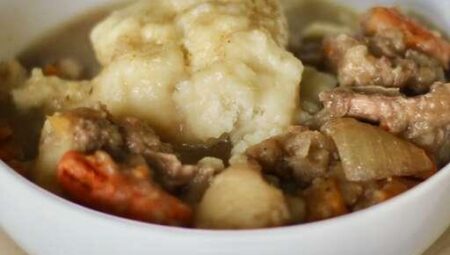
91 0 303 153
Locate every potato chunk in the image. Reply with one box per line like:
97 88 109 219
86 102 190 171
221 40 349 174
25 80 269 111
196 163 290 229
34 108 122 192
34 115 79 192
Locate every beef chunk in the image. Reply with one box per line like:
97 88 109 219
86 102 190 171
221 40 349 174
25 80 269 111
323 7 449 93
66 107 123 154
361 7 450 68
246 126 337 183
319 82 450 157
324 34 445 92
43 107 225 197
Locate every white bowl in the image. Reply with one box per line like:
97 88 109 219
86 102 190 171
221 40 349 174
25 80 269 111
0 0 450 254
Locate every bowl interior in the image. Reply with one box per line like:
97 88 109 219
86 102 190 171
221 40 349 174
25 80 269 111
0 1 450 254
0 0 450 232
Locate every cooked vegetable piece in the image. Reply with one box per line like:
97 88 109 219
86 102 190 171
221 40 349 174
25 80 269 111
301 22 354 39
301 66 337 114
323 118 435 181
34 116 79 192
34 108 122 192
58 151 193 226
303 178 348 222
196 163 290 229
286 195 307 224
328 163 365 208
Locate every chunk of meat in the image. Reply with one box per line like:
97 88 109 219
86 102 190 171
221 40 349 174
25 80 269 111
323 34 445 92
365 28 406 58
57 151 193 226
319 83 450 153
65 107 124 153
117 117 225 191
144 151 225 195
324 34 412 87
402 50 445 92
36 107 165 170
246 126 336 183
182 157 225 204
37 107 224 196
116 116 201 189
118 117 172 155
362 7 450 68
144 152 198 188
64 109 223 191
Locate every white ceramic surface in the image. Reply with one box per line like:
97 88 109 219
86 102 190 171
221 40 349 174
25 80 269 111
0 0 449 255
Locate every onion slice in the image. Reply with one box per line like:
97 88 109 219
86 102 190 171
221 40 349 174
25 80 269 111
323 118 435 181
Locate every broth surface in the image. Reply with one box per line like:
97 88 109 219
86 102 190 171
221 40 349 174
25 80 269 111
18 0 356 77
18 6 115 78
